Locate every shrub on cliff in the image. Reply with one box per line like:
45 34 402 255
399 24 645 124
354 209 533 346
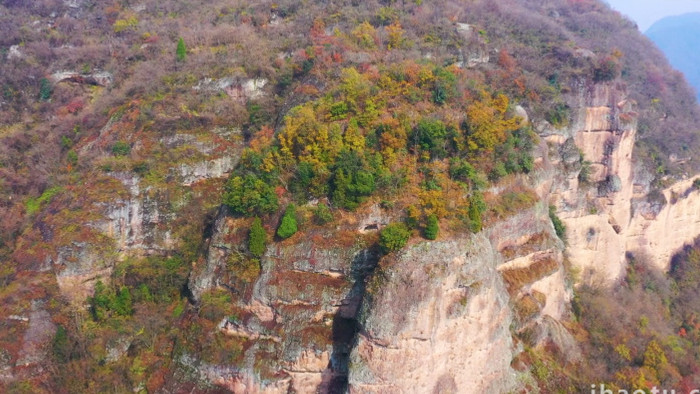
51 326 70 364
379 222 411 253
249 217 267 258
277 204 298 239
424 214 439 240
223 175 279 216
549 205 566 241
90 282 133 321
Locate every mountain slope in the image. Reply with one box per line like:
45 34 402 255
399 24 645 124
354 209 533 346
646 13 700 100
2 0 700 392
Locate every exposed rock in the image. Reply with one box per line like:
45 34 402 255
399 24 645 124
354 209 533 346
193 77 268 102
574 47 595 58
541 80 700 284
219 318 280 342
527 316 582 364
187 208 233 301
627 175 700 270
53 243 113 303
349 236 521 393
16 306 55 367
357 204 390 233
105 337 131 363
51 70 113 87
63 0 81 8
7 45 22 60
178 156 236 186
95 172 174 253
548 82 638 284
160 133 214 155
193 77 238 92
455 22 489 68
514 105 529 126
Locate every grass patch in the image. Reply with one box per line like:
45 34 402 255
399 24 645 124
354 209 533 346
26 186 62 215
500 254 559 294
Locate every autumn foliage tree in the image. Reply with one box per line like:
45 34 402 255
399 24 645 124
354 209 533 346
464 92 519 155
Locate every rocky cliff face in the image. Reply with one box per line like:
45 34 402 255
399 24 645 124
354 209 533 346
182 190 572 393
542 82 638 283
347 200 572 393
627 175 700 270
182 207 382 392
6 0 700 392
77 78 700 393
542 81 700 284
31 77 700 393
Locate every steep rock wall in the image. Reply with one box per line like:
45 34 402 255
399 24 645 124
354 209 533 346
187 198 573 393
347 202 572 393
546 82 700 282
186 210 380 393
348 236 521 393
628 175 700 270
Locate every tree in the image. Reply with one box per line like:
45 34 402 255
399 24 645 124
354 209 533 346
351 21 377 49
464 93 519 154
432 67 457 105
412 118 447 159
39 78 52 101
424 214 439 240
223 175 279 216
91 281 110 321
379 222 411 253
249 217 267 258
468 193 486 233
52 326 70 363
113 286 133 316
277 204 298 239
176 37 187 62
313 203 333 224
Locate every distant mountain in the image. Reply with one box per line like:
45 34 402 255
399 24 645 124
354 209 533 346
646 13 700 100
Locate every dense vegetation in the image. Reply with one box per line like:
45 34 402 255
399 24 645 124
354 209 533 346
563 244 700 391
0 0 699 392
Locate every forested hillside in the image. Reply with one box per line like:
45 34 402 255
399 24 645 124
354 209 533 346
2 0 700 392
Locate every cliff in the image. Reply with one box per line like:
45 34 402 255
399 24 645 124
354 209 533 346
545 81 700 284
3 0 700 392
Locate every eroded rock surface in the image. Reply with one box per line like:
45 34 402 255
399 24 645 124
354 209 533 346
349 236 521 393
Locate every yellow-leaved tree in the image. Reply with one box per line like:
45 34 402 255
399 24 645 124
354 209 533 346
465 92 519 154
279 104 340 167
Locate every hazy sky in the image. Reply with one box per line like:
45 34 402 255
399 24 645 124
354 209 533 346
604 0 700 31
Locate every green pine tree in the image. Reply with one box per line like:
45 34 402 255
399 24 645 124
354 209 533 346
39 78 52 101
249 217 267 258
176 37 187 62
424 214 439 240
468 203 482 233
277 204 298 239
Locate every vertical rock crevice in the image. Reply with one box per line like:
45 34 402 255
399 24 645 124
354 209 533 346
328 247 381 393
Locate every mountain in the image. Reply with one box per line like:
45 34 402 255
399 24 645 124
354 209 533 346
3 0 700 392
646 13 700 100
